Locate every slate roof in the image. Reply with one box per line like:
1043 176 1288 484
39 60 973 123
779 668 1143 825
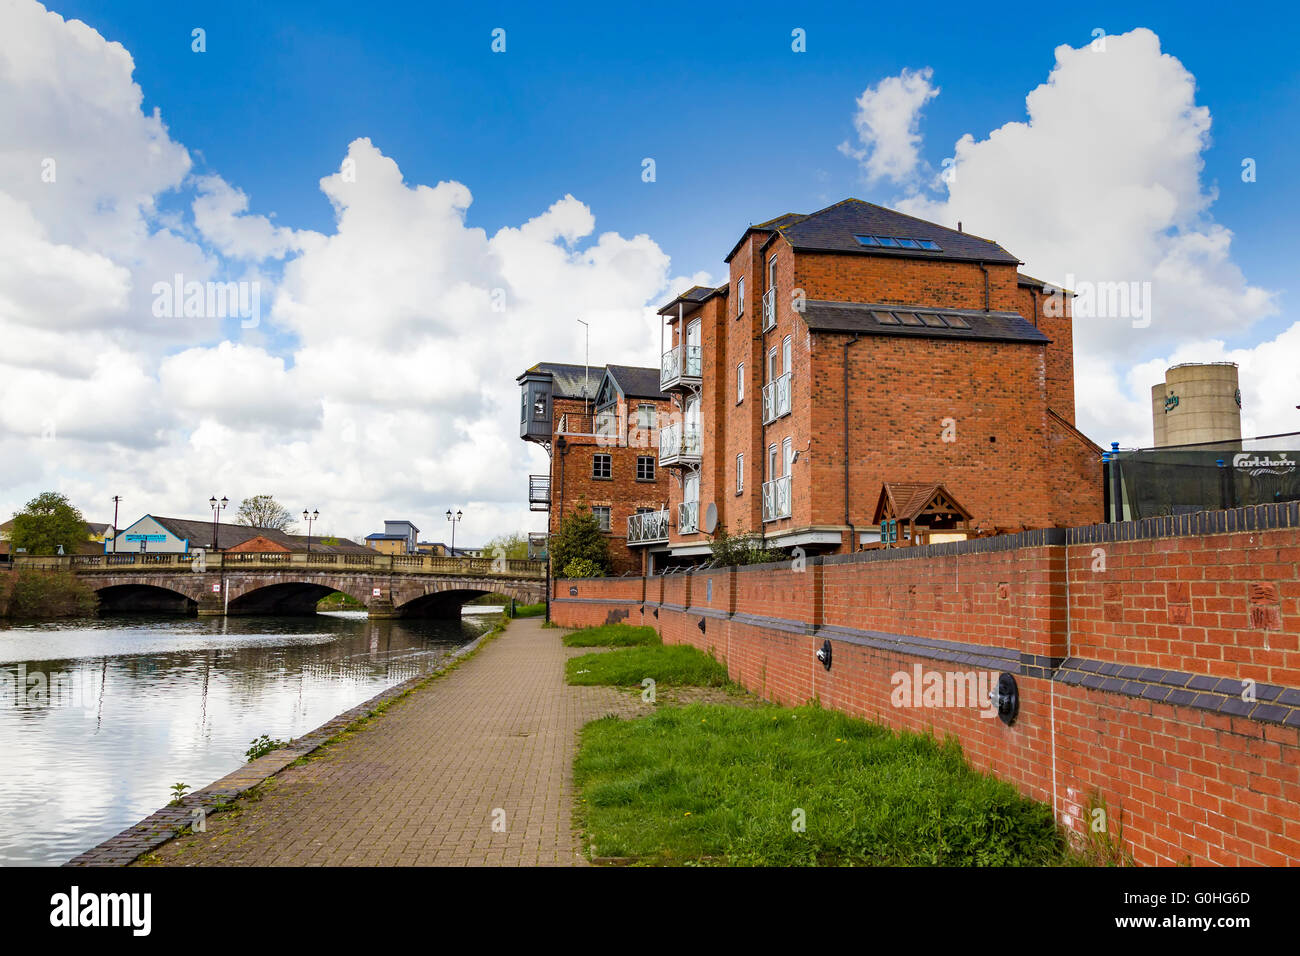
606 364 668 401
519 362 602 400
800 300 1050 345
657 284 727 317
146 517 369 553
725 198 1020 265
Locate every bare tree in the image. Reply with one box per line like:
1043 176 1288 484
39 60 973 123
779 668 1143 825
234 495 296 532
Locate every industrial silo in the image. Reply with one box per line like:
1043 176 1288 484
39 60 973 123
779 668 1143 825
1151 362 1242 448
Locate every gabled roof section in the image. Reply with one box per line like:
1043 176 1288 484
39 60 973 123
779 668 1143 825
774 199 1020 264
873 482 973 524
801 300 1050 345
656 284 725 317
606 365 668 401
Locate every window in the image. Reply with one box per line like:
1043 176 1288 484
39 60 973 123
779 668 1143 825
737 363 745 402
768 254 777 287
637 403 655 429
737 276 744 316
767 346 779 381
592 506 611 532
782 335 791 374
520 390 527 424
768 443 778 479
592 454 611 479
533 395 547 420
783 437 794 475
853 234 943 252
637 456 655 481
737 454 744 494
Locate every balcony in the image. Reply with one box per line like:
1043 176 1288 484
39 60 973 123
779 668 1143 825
660 343 703 391
658 423 702 467
761 288 776 331
761 371 792 424
678 500 699 535
627 509 670 545
528 474 550 511
762 475 792 522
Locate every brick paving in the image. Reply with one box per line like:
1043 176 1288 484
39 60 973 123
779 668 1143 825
140 618 641 866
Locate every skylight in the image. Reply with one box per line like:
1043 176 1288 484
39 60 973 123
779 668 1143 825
853 235 942 252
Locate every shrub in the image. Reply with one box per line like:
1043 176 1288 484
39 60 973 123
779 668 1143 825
0 570 98 619
563 558 605 579
551 505 611 576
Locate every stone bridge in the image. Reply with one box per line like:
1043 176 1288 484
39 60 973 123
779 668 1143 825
13 552 547 618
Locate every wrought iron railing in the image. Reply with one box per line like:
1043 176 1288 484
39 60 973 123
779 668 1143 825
762 475 792 522
762 288 776 331
762 371 792 424
660 344 703 389
659 423 702 465
627 509 670 544
678 500 700 534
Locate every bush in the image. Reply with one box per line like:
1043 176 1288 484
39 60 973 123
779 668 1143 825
551 505 611 576
0 570 98 619
709 525 784 566
562 558 605 578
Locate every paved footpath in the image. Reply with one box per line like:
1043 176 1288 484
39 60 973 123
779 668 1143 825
143 617 638 866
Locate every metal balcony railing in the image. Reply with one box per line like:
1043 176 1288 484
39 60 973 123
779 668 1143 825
658 423 702 466
678 500 700 534
627 509 670 545
761 288 776 331
528 474 550 511
762 474 792 522
660 344 703 390
761 371 792 424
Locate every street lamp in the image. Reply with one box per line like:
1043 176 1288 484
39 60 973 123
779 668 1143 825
209 496 228 550
446 508 463 556
303 509 319 553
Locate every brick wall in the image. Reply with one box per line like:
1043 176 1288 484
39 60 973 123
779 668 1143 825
551 502 1300 865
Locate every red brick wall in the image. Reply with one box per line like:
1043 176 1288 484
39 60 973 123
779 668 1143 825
551 509 1300 865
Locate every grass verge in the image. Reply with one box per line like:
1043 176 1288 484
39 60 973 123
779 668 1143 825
574 703 1075 866
511 601 546 618
561 623 661 647
567 644 728 688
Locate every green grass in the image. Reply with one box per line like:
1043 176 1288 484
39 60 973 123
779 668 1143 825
561 623 661 647
511 601 546 618
574 703 1074 866
567 644 728 688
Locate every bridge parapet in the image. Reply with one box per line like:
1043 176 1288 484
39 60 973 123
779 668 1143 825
14 552 546 579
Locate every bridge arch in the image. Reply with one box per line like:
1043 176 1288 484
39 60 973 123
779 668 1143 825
94 582 198 615
224 579 371 616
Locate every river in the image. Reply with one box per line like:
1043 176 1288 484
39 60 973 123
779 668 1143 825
0 609 498 866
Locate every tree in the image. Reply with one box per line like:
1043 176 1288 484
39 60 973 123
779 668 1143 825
10 492 88 556
550 505 611 576
484 532 529 560
234 495 296 532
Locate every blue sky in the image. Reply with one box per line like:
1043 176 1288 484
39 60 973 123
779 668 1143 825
2 0 1296 541
51 0 1300 344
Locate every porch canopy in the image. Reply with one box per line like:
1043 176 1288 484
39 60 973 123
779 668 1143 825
872 482 972 545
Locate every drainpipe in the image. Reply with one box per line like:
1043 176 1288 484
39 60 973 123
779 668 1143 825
843 332 861 551
1029 286 1039 328
978 261 990 312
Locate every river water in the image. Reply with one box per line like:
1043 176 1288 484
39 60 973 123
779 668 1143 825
0 610 497 866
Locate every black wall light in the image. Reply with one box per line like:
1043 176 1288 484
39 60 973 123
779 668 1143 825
652 608 658 619
990 673 1019 726
698 618 706 633
816 639 832 671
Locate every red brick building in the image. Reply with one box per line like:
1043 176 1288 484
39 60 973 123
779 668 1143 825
645 198 1102 566
518 362 673 574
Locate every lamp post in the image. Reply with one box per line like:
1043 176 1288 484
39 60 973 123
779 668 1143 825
303 509 319 553
209 496 228 550
446 509 463 556
111 495 121 553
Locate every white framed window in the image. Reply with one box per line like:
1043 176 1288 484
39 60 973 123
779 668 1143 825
737 363 745 402
782 335 792 374
592 506 611 532
768 254 777 288
637 403 654 429
737 276 745 316
768 443 778 479
767 346 778 381
737 454 744 494
783 437 794 475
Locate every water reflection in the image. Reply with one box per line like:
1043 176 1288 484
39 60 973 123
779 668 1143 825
0 611 496 866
